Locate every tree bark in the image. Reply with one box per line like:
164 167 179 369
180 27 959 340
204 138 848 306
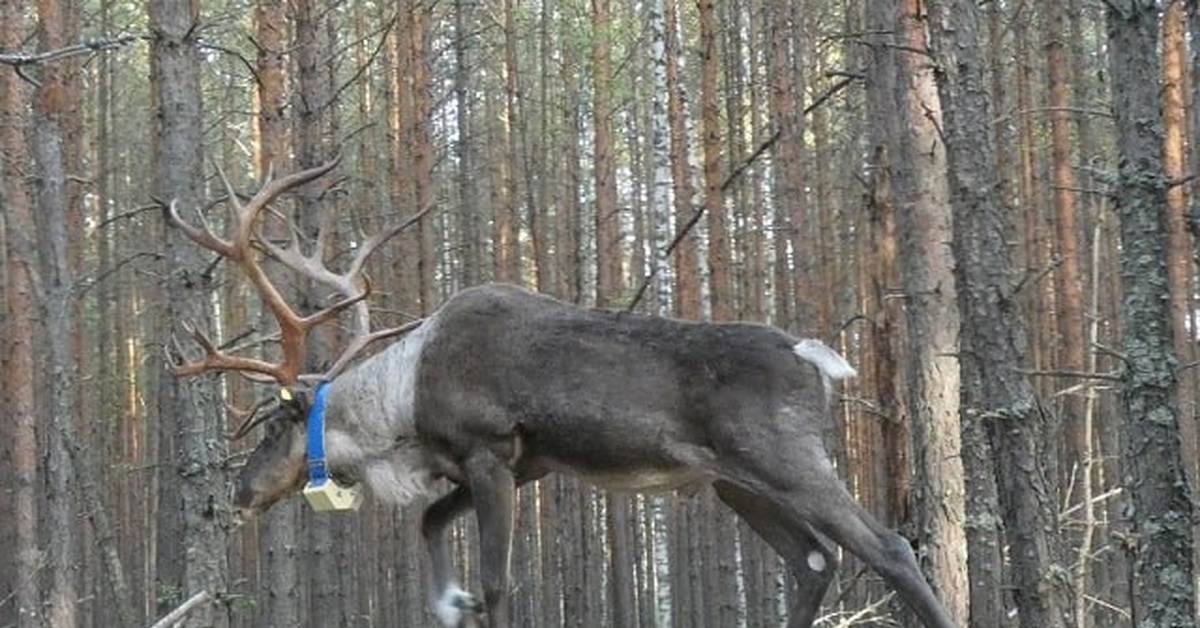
1045 0 1087 492
665 0 699 318
894 1 969 623
0 3 41 626
698 0 729 322
593 0 622 307
148 1 230 625
453 0 481 288
1161 2 1199 581
255 0 287 175
1106 3 1198 627
32 2 79 625
930 2 1068 628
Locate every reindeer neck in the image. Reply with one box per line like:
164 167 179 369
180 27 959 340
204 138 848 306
323 317 438 449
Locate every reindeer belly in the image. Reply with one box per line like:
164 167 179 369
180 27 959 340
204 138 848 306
521 413 718 493
578 466 712 493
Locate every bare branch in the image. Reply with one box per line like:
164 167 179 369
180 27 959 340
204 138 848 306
0 35 140 67
146 590 211 628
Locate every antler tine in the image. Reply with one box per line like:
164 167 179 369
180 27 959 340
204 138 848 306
320 319 424 381
165 322 288 381
165 199 238 259
345 203 436 280
229 396 278 440
308 205 434 382
239 157 341 229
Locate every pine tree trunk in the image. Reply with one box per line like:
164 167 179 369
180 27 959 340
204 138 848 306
1106 3 1198 626
453 0 481 288
1045 0 1087 492
1 3 41 626
593 0 621 307
930 2 1069 627
894 1 969 624
665 0 699 319
148 1 229 626
1161 1 1200 588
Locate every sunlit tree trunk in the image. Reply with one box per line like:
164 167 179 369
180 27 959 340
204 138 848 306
255 0 286 175
1161 2 1199 575
931 2 1068 628
1045 0 1086 480
492 0 521 284
894 1 969 624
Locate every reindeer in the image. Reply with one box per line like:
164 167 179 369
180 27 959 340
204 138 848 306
165 160 957 628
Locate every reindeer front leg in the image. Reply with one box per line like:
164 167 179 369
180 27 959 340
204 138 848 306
422 486 480 627
464 450 516 628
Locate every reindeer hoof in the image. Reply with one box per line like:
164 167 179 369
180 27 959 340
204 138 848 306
435 585 481 627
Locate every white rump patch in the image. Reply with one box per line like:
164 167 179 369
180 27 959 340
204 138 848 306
807 550 827 572
793 339 857 380
434 584 477 628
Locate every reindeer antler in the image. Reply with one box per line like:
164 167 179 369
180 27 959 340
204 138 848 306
164 156 423 386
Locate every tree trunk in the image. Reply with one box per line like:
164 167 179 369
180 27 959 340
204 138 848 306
930 2 1069 628
148 1 230 625
1106 3 1198 627
768 1 800 327
666 0 699 319
556 14 583 304
1045 0 1087 493
1161 1 1199 587
1 3 41 626
255 0 287 175
453 0 481 288
649 0 671 312
593 0 622 307
894 1 969 624
698 0 728 322
254 0 301 624
31 2 80 626
864 0 910 536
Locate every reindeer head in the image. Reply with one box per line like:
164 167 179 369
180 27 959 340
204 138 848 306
163 157 423 523
230 388 311 522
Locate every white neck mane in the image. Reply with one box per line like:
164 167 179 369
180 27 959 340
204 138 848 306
320 316 440 505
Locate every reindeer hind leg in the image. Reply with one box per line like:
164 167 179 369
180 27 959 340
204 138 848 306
766 473 959 628
714 481 837 628
462 450 517 628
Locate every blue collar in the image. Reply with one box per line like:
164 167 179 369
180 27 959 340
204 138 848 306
306 382 332 484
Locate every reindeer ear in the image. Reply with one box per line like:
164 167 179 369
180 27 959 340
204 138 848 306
277 387 308 419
